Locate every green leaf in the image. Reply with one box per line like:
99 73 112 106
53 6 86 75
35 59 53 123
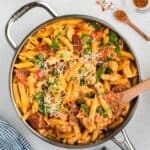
80 77 85 86
96 105 111 118
109 31 119 46
52 69 59 77
96 66 105 82
89 22 103 31
81 33 92 46
83 47 92 55
86 92 95 98
97 106 104 114
76 99 85 105
103 106 111 118
105 67 113 74
51 33 61 50
70 77 77 81
33 54 45 70
81 104 89 114
114 47 121 56
35 91 47 115
49 80 58 90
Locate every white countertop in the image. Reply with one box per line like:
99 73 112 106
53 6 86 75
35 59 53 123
0 0 150 149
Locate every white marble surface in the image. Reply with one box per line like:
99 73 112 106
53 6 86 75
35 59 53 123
0 0 150 149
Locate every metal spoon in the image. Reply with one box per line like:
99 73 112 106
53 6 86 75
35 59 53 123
114 9 150 41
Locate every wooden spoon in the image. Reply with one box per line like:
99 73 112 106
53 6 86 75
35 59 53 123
117 78 150 106
114 9 150 41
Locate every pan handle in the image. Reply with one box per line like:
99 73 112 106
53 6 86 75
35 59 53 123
5 1 58 50
112 130 136 150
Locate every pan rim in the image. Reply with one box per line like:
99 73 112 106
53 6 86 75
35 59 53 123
9 14 141 149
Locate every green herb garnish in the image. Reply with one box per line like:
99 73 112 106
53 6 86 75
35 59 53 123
52 69 59 77
89 22 103 31
70 77 77 81
114 47 121 56
81 104 89 114
96 106 111 118
105 67 113 74
49 80 58 89
80 77 85 86
76 99 85 105
103 106 111 118
81 33 92 46
51 33 61 50
96 66 105 82
35 90 47 115
109 31 119 46
32 54 45 70
86 92 95 98
83 47 92 55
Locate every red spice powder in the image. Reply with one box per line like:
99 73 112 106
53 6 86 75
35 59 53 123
96 0 114 11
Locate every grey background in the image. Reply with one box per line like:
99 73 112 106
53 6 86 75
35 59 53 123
0 0 150 149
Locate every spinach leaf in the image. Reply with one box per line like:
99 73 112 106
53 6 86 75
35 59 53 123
86 92 95 98
96 66 105 82
109 31 119 46
96 106 111 118
51 33 61 50
49 80 58 90
81 104 89 114
105 67 113 74
52 69 59 77
81 33 92 46
32 54 45 70
97 106 104 114
89 22 103 31
83 47 92 55
114 47 121 56
76 99 85 105
35 91 47 115
80 77 85 86
103 106 111 118
70 77 77 81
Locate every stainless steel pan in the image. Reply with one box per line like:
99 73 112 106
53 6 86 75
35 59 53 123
5 1 141 149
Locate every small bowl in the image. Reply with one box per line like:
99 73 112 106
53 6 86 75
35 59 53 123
133 0 150 13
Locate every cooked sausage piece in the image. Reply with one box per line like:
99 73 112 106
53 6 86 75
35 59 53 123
72 34 83 52
28 112 48 130
15 69 29 86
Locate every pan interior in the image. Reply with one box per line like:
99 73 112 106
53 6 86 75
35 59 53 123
10 15 140 149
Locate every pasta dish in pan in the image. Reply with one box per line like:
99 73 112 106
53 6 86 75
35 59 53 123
12 18 138 144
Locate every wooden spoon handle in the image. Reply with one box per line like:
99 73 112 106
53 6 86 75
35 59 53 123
128 21 150 41
121 78 150 104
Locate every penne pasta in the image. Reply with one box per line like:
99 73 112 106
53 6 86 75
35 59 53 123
12 18 138 145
